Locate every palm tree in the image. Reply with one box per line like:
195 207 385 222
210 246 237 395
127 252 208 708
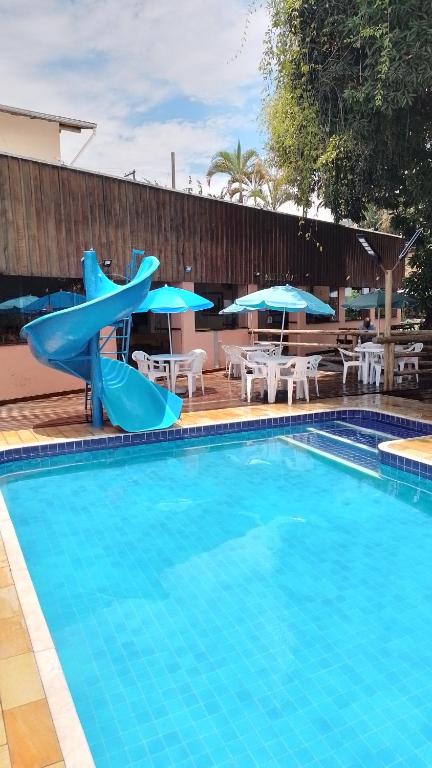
247 170 293 211
228 157 267 205
206 140 259 203
232 166 293 211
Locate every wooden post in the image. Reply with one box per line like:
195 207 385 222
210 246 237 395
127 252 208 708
171 151 176 189
383 269 394 391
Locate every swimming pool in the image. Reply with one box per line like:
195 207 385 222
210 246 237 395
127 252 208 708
2 421 432 767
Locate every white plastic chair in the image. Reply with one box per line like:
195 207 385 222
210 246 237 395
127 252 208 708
370 351 384 387
241 358 268 403
222 345 238 377
221 344 230 374
276 357 309 405
132 351 169 385
223 345 244 379
306 355 322 396
396 343 423 383
247 351 270 363
371 344 422 388
338 348 362 384
174 349 207 397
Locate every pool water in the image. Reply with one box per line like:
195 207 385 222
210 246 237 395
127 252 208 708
2 427 432 768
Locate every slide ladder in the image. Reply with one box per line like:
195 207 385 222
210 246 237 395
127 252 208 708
21 250 182 432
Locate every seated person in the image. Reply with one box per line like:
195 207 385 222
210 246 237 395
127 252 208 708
359 316 376 342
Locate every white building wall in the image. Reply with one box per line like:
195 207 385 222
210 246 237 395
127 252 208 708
0 112 61 162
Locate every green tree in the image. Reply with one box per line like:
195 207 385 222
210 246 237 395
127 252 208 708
394 202 432 326
360 205 396 234
404 241 432 327
262 0 432 324
206 140 259 203
262 0 432 221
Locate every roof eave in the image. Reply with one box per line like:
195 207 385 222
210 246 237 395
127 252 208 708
0 104 96 131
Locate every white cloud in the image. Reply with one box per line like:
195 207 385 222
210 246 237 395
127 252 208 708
68 115 257 190
0 0 270 193
0 0 333 219
2 6 264 124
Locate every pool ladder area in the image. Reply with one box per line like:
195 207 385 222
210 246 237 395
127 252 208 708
280 420 410 477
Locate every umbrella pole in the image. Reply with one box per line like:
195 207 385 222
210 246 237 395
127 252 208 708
167 314 173 354
383 269 394 391
279 310 286 353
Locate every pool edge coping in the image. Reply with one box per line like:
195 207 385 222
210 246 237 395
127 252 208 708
0 491 95 768
1 405 432 481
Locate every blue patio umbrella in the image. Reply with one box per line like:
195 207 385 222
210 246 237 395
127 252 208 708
219 302 249 315
0 294 39 311
342 289 418 332
136 284 213 352
342 289 417 310
26 291 86 313
235 285 335 350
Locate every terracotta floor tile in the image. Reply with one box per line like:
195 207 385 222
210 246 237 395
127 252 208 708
0 571 12 590
0 653 44 710
0 745 11 768
0 615 32 660
4 700 62 768
0 588 20 621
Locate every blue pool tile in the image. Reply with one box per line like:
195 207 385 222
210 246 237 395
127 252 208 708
3 425 432 767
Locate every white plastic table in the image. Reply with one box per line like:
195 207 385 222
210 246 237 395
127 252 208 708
254 342 280 351
150 353 194 392
354 344 384 383
242 354 297 404
267 355 298 403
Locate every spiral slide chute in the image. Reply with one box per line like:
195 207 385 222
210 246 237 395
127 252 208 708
21 250 182 431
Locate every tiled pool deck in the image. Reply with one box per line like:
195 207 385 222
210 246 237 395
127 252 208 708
0 529 65 768
0 391 431 767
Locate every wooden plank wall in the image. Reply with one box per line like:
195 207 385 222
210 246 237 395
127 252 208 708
0 153 404 287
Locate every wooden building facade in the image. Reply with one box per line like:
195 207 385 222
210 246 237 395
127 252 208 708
0 151 408 400
0 152 403 288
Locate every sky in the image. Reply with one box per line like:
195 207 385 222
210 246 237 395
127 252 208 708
0 0 330 218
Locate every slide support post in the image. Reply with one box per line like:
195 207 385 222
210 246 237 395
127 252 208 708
90 332 103 428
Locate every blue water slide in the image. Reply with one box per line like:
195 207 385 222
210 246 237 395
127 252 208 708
21 250 182 432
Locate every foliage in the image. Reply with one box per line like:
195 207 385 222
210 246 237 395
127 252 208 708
262 0 432 324
182 176 204 195
206 140 259 203
395 201 432 326
231 161 294 210
206 142 293 210
229 157 268 204
359 204 396 234
344 289 362 321
246 168 293 210
404 241 432 326
263 0 432 222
